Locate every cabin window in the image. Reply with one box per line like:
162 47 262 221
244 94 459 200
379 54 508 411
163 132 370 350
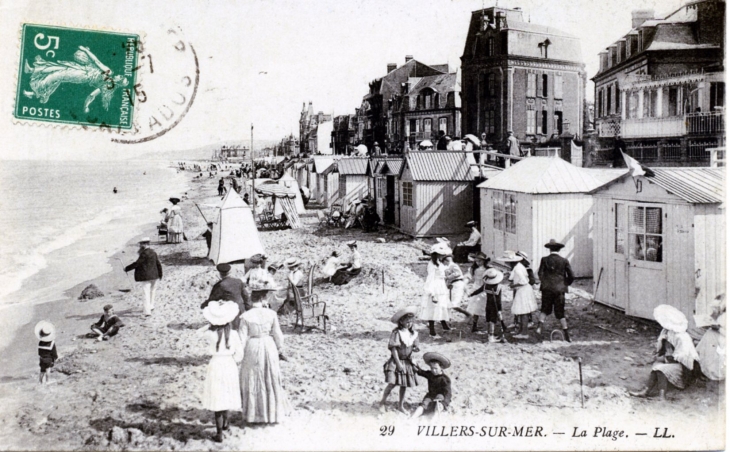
628 206 663 262
614 203 625 254
402 181 413 207
493 191 516 234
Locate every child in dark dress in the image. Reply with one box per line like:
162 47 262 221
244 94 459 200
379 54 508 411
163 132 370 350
411 352 452 419
380 307 420 414
468 268 505 343
35 321 58 384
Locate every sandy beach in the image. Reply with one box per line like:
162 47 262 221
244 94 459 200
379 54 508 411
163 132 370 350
0 173 723 451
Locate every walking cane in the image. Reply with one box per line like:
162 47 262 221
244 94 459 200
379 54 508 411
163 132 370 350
114 258 133 293
578 357 584 408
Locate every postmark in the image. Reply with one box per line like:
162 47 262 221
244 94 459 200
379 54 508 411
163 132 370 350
14 24 139 129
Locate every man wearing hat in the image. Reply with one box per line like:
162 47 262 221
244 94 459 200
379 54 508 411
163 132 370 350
536 239 575 341
125 238 163 317
202 263 250 330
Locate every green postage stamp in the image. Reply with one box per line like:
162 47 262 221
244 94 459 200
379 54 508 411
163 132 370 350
14 24 139 129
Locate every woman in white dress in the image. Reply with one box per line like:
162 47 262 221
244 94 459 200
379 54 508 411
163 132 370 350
499 251 538 338
165 197 185 243
201 301 244 443
420 243 452 337
239 284 290 424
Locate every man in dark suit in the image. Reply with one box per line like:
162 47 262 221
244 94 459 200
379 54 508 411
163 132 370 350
124 237 163 317
537 239 575 342
201 263 250 330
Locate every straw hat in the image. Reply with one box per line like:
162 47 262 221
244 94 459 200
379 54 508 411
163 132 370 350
497 250 523 263
390 306 418 324
473 251 489 261
202 301 239 326
138 237 151 244
429 242 452 256
423 352 451 369
465 221 477 227
285 257 301 269
467 253 476 262
653 304 688 333
436 237 450 244
544 239 565 250
483 268 503 285
346 240 357 247
248 254 265 265
34 320 56 342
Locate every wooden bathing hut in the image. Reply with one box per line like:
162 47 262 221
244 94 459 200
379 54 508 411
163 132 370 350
398 152 477 238
477 156 623 277
334 158 370 208
367 157 404 227
314 155 341 207
591 167 725 334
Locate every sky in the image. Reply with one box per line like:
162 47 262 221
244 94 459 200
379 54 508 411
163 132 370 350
0 0 687 160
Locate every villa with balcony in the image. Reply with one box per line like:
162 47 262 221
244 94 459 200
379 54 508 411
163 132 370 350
591 0 725 166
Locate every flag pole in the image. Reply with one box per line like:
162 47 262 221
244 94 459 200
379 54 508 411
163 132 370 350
251 124 256 213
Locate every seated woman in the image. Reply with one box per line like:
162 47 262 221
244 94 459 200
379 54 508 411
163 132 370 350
332 241 361 286
630 304 700 400
696 294 726 382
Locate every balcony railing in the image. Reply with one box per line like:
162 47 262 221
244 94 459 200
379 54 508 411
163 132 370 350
534 147 561 157
621 111 724 139
597 116 621 138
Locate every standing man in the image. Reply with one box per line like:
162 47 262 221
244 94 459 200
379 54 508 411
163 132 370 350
201 263 251 330
506 131 521 159
373 142 383 157
536 239 575 342
124 237 163 317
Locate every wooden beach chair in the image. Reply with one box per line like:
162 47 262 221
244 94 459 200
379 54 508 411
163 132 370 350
291 265 328 333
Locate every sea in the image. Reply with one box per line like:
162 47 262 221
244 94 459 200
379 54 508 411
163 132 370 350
0 160 190 307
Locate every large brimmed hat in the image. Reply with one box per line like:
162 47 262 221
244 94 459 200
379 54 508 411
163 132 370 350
248 254 266 265
483 268 503 285
653 304 688 333
285 257 301 268
544 239 565 250
467 253 477 262
429 242 452 256
138 237 151 244
249 281 277 293
169 197 181 204
390 306 418 324
497 250 523 263
202 301 239 326
34 320 56 342
436 237 450 244
473 251 489 261
423 352 451 369
346 240 357 247
465 221 477 227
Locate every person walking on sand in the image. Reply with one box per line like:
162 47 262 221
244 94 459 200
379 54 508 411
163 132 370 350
124 237 162 317
90 304 124 341
498 251 537 339
165 197 185 243
411 352 452 419
201 301 244 443
380 306 420 414
536 239 574 342
202 263 251 330
218 178 226 196
421 243 452 337
35 321 57 384
239 283 291 424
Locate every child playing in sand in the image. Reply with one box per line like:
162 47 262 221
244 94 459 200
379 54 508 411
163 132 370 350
467 268 504 343
380 307 420 414
411 352 452 419
90 304 124 341
35 321 58 384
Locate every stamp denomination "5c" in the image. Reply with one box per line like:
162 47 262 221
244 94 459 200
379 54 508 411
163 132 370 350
14 24 140 130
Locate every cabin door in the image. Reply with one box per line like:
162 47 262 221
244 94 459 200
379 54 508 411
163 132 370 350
624 203 666 319
385 176 396 224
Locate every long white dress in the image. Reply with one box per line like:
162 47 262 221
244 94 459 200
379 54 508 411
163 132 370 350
202 329 244 411
239 308 291 423
165 205 184 243
466 266 488 315
420 261 451 321
510 262 538 315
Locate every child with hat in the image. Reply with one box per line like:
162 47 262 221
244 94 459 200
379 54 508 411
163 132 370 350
468 268 504 343
201 301 244 443
464 252 491 333
35 320 58 384
90 304 124 341
411 352 452 419
380 306 420 414
278 258 304 317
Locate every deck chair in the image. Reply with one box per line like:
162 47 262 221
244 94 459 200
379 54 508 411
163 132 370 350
291 265 328 333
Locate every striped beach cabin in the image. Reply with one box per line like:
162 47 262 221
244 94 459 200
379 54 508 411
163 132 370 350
398 152 477 238
334 158 369 207
477 157 623 277
591 167 725 334
312 156 341 207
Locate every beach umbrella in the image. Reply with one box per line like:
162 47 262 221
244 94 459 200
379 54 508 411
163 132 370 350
208 190 265 265
356 144 368 155
419 140 433 149
463 134 480 146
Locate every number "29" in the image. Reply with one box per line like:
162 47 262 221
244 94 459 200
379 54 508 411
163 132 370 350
34 33 60 58
379 426 394 436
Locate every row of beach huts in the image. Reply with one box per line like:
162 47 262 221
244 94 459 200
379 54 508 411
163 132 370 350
282 152 725 335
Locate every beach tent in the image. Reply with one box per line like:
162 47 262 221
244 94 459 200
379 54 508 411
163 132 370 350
208 190 265 265
277 173 306 214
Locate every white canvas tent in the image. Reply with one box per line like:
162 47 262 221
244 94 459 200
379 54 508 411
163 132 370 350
277 173 306 214
208 190 265 265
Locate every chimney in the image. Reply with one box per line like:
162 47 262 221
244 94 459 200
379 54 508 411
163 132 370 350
387 63 397 73
631 9 655 29
405 55 413 63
